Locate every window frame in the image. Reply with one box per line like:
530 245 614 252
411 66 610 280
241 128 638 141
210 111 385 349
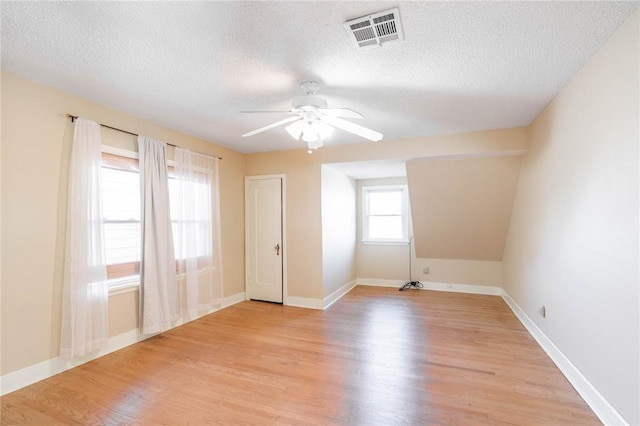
169 170 215 273
361 184 410 245
101 146 141 292
100 146 216 292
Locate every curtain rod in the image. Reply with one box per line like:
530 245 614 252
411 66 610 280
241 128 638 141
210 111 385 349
66 114 222 160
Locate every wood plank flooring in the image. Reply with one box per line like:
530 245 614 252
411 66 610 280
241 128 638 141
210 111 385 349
1 286 600 425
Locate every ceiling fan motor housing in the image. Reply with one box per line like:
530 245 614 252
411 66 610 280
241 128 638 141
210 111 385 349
292 96 328 111
299 80 320 95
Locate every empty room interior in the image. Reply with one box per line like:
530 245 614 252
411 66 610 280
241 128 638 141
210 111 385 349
1 2 639 425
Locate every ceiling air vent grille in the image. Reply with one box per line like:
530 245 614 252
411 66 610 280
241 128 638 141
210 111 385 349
344 8 404 49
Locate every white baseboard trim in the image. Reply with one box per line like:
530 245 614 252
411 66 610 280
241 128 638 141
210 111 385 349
222 291 246 308
284 280 357 311
357 278 405 288
0 291 246 397
501 290 628 426
423 281 502 296
286 296 323 310
0 328 152 396
323 279 357 309
356 278 502 296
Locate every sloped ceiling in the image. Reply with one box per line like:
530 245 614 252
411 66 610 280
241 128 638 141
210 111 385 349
406 155 523 261
1 1 638 153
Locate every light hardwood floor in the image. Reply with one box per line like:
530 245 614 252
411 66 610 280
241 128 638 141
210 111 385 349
1 286 600 425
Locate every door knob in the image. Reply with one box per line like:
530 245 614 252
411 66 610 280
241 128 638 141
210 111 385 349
275 243 280 255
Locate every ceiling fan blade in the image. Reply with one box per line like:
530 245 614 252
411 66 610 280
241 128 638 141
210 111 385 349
319 115 383 142
241 116 300 137
285 120 304 140
320 108 364 119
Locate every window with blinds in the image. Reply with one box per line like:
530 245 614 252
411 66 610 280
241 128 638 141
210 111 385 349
100 151 214 286
101 153 141 284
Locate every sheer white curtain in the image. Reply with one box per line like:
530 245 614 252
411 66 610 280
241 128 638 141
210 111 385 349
172 148 223 319
60 117 109 359
138 136 177 334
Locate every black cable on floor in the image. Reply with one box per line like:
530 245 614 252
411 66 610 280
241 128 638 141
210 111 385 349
399 236 424 291
399 281 423 291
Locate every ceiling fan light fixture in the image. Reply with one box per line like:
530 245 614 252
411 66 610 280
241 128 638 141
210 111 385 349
285 120 304 140
302 120 319 142
307 138 323 152
302 131 318 143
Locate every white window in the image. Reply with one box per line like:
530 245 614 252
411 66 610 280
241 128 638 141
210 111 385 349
168 173 213 268
362 185 409 244
100 150 214 288
101 152 141 286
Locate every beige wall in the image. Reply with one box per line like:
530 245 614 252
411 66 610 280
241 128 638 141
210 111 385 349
245 130 525 300
407 156 522 261
321 165 357 296
503 10 639 424
319 128 529 163
356 178 503 287
244 149 324 299
0 72 246 376
358 244 502 287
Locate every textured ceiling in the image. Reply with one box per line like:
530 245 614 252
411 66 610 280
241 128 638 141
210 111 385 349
1 1 638 153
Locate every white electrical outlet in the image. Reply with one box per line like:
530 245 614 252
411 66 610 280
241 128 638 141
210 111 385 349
422 267 429 274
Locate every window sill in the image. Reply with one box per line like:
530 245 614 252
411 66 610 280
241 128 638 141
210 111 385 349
361 240 410 246
107 267 216 296
176 267 217 279
108 280 140 296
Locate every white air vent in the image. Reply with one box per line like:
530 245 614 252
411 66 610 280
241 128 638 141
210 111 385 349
344 8 404 48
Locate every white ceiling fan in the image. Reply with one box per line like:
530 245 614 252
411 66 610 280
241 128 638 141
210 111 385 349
241 81 383 152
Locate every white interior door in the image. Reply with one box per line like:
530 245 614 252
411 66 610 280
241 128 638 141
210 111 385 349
246 177 283 303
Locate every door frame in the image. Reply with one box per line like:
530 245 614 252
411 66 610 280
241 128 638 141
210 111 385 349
244 174 288 304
